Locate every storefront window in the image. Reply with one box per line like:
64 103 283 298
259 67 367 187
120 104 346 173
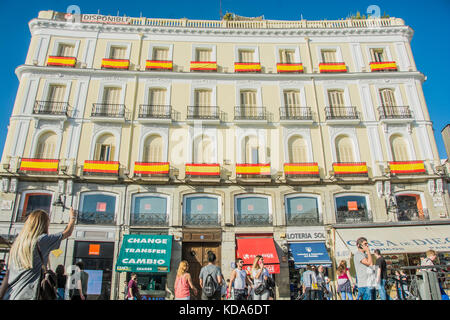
19 192 52 222
183 194 219 226
125 273 167 300
334 195 371 224
235 195 271 226
285 196 320 226
79 193 116 225
131 194 168 226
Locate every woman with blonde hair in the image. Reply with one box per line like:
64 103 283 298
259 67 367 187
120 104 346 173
251 255 270 300
174 260 197 300
336 260 353 300
0 208 77 300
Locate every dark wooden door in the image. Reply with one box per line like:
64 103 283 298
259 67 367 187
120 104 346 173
182 242 221 300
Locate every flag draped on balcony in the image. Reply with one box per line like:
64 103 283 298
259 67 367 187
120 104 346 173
276 63 303 73
145 60 173 70
319 63 347 73
19 158 59 172
284 163 319 175
190 61 217 71
101 59 130 69
370 61 397 72
333 163 368 175
234 62 261 72
134 162 170 175
186 163 220 176
236 164 271 175
47 56 76 67
389 161 426 174
83 160 119 174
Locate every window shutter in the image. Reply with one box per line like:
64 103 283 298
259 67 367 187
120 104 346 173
321 50 336 63
94 143 102 161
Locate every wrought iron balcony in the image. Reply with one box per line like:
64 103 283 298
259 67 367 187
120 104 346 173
335 210 372 224
91 103 126 118
187 106 220 120
235 214 271 226
138 105 172 119
77 211 116 225
286 214 322 226
33 101 69 116
184 213 219 226
378 106 412 120
234 106 267 121
325 106 359 120
396 208 429 222
130 212 168 226
280 107 313 120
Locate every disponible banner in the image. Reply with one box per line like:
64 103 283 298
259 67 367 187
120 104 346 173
116 235 173 273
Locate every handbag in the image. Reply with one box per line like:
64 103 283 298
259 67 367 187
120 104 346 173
36 243 58 300
254 283 265 295
310 273 319 290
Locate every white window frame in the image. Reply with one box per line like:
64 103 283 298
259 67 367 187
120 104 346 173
284 131 314 163
130 192 171 225
235 46 260 63
97 81 127 105
143 83 171 106
18 190 54 221
191 44 216 62
182 193 222 225
386 131 416 161
331 132 361 163
105 42 131 60
317 46 344 63
190 84 217 107
373 85 405 108
275 46 301 64
279 84 307 108
365 45 393 63
79 191 119 221
51 39 81 57
284 193 323 224
138 127 169 162
148 44 173 61
234 193 273 224
89 130 120 161
323 84 352 107
393 191 427 210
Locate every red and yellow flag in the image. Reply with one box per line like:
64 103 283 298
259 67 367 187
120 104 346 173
319 63 347 73
277 63 303 73
236 163 271 175
333 162 368 175
19 158 59 172
284 163 319 175
101 59 130 70
47 56 76 67
186 163 220 176
83 160 119 174
134 162 169 175
389 161 425 174
234 62 261 72
145 60 173 70
190 61 217 71
370 61 397 72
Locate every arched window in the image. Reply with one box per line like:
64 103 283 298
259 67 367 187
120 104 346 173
79 192 117 225
193 135 213 163
390 134 410 161
288 135 308 163
18 191 53 222
334 194 371 223
335 135 355 163
285 195 321 226
235 194 272 226
149 88 166 106
379 88 396 107
243 135 259 164
131 193 169 226
94 133 115 161
183 194 220 226
143 135 163 162
395 193 426 221
35 131 57 159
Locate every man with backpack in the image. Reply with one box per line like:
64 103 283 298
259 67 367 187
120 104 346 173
199 251 222 300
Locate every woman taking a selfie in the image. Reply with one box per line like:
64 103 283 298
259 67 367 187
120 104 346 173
251 255 270 300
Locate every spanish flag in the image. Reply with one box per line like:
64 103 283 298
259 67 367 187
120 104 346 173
47 56 76 67
236 164 271 175
134 162 170 175
145 60 173 70
101 59 130 70
319 63 347 73
234 62 261 72
284 163 319 175
83 160 119 174
370 61 397 72
389 161 425 174
190 61 217 71
333 162 368 175
186 163 220 176
277 63 303 73
19 158 59 173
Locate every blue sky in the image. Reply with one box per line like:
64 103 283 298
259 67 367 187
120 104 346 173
0 0 449 158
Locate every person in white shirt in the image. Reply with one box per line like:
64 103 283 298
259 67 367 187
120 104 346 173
251 255 270 300
228 258 252 300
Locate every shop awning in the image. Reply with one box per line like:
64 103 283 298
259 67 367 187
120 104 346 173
116 235 173 273
334 225 450 259
236 237 280 274
289 242 332 267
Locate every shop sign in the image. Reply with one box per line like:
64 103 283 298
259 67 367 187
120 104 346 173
81 14 132 24
286 227 326 242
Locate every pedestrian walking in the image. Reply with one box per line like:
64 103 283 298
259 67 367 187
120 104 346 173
0 208 76 300
55 264 67 300
301 265 317 300
174 260 197 300
71 261 89 300
0 260 6 288
353 237 375 300
316 265 328 300
336 260 353 300
199 251 222 300
374 249 388 300
420 249 447 299
125 273 141 300
228 258 251 300
251 255 270 300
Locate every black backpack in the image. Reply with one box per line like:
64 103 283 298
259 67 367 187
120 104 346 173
36 243 57 300
203 272 218 297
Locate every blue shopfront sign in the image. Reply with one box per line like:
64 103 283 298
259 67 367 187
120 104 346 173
289 242 332 267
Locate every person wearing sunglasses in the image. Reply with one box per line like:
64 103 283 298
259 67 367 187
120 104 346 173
353 237 375 300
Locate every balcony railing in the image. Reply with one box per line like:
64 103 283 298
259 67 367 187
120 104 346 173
280 107 312 120
130 212 168 226
138 105 172 119
378 106 412 120
325 107 359 120
335 210 372 224
187 106 220 120
286 214 322 226
234 106 267 121
91 103 126 118
184 213 219 226
235 214 271 226
33 101 69 116
77 212 115 225
396 208 429 222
